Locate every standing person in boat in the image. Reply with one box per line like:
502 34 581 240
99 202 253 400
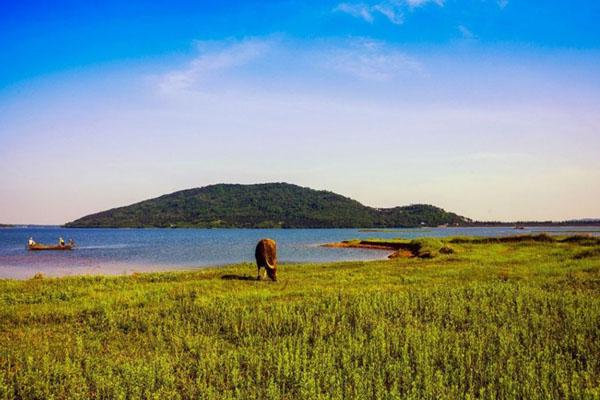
28 237 36 246
59 237 65 246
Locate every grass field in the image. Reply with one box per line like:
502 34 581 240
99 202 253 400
1 236 599 399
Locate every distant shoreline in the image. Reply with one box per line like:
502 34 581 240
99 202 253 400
64 223 600 229
3 223 600 230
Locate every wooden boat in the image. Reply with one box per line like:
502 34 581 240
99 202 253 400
28 243 74 251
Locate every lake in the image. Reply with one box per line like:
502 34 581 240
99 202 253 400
0 226 597 279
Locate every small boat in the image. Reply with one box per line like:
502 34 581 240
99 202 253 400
28 243 74 251
514 225 526 230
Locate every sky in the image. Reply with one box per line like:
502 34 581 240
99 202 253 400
1 0 599 224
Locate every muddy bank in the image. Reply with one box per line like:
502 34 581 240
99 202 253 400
322 240 426 258
323 234 600 260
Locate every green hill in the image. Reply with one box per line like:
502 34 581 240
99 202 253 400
65 183 470 228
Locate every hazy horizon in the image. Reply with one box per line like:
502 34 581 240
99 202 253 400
1 1 599 224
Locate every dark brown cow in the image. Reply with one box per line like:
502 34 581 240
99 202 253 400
255 238 277 281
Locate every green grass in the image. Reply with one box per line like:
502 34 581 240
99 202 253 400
1 237 600 399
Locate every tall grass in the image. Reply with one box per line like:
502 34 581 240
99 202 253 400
1 238 599 399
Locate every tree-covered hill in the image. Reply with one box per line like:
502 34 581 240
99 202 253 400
65 183 470 228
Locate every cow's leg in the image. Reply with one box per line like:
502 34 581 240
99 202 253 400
257 266 262 280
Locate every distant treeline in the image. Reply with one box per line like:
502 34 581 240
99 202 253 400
65 183 470 228
466 220 600 227
64 183 599 229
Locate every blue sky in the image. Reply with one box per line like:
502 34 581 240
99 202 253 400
1 1 599 223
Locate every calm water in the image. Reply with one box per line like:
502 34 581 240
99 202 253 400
0 226 596 279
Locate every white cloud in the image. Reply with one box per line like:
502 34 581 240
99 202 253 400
159 38 271 92
334 0 443 25
334 3 375 23
158 37 422 95
498 0 509 9
372 4 404 24
406 0 444 8
458 25 476 40
324 38 422 81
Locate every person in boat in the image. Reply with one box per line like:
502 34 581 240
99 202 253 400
59 237 65 246
68 239 75 246
28 237 36 246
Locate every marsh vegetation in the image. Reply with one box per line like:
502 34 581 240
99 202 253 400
1 236 599 399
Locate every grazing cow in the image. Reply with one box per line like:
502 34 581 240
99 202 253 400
255 238 277 281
